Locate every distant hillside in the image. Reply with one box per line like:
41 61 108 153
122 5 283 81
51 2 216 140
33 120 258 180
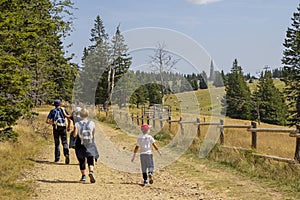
248 78 285 92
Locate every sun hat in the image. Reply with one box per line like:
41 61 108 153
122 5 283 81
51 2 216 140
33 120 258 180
75 107 82 113
141 124 150 132
53 99 61 106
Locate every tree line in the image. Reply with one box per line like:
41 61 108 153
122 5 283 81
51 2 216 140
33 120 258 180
0 0 77 141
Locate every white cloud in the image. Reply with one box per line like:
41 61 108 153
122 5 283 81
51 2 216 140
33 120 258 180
186 0 223 5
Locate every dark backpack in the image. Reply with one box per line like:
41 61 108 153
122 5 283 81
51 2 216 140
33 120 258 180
53 108 66 129
78 121 93 146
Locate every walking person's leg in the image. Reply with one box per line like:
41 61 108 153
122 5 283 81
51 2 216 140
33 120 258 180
140 154 148 185
59 128 70 164
87 156 96 183
53 129 60 162
148 154 154 184
78 156 86 181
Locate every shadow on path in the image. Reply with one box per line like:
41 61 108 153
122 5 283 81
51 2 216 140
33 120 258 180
27 158 77 166
37 179 80 184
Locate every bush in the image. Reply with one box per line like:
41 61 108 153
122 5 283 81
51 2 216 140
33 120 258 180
0 127 19 142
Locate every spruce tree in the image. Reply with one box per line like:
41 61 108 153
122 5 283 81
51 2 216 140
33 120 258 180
282 3 300 125
253 71 287 125
105 25 132 106
223 59 251 119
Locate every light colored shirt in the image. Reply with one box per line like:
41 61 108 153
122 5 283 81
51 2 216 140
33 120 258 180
75 120 95 134
136 134 155 154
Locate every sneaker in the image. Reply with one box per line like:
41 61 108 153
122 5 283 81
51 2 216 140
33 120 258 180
143 180 148 186
80 175 86 181
89 171 96 183
65 155 70 164
54 159 59 163
148 173 153 184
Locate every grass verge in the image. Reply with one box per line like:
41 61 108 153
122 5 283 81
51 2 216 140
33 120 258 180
0 112 50 200
205 144 300 199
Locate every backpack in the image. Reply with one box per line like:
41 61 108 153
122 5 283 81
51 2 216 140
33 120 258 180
78 121 93 146
53 108 66 129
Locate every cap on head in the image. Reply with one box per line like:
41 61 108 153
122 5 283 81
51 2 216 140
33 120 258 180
141 124 149 132
54 99 61 106
75 107 82 113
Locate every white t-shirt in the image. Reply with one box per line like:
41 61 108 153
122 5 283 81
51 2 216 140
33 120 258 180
75 120 95 134
136 134 155 154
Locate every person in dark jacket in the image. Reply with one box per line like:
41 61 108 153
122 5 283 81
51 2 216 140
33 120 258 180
46 99 71 164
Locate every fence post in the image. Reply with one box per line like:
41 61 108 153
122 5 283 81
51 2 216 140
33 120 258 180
137 115 140 126
251 121 257 149
131 114 134 125
220 119 224 145
294 124 300 163
169 116 172 132
196 118 200 137
153 114 156 128
159 116 163 129
180 116 184 135
141 115 144 125
147 115 150 125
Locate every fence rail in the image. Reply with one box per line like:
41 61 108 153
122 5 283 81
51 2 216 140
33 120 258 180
106 110 300 163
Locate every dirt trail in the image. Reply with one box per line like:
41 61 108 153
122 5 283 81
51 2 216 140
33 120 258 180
27 124 287 200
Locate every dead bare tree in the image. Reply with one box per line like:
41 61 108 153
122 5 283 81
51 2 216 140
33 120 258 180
150 43 179 106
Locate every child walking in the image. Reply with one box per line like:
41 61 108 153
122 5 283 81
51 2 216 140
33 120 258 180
131 124 161 186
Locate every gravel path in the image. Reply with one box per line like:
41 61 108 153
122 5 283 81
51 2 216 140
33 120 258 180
27 123 287 200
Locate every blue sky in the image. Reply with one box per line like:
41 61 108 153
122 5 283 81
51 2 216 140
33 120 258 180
64 0 299 76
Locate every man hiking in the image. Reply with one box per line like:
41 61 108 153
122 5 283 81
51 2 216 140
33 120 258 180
46 99 71 164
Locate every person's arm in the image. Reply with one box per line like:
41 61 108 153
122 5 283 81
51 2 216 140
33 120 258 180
66 117 71 132
73 126 78 137
131 146 139 162
61 108 71 131
46 112 52 125
61 107 71 118
152 143 162 156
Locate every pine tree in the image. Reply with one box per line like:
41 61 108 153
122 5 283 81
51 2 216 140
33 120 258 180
80 17 132 107
223 59 251 119
78 15 109 104
199 71 208 89
282 3 300 125
253 71 287 125
105 25 132 106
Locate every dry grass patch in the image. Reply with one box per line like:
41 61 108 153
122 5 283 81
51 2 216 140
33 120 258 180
0 119 47 200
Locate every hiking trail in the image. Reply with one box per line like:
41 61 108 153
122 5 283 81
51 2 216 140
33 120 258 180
26 123 286 200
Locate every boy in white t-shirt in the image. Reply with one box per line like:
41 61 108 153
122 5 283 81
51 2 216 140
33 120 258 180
131 124 161 185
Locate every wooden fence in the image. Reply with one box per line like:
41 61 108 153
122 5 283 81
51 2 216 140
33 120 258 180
108 110 300 164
